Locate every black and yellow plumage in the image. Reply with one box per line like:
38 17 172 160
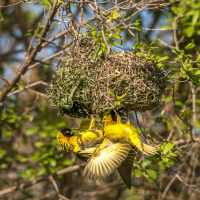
57 118 103 161
57 118 136 189
82 113 158 189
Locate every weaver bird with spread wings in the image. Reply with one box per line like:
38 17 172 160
83 113 158 188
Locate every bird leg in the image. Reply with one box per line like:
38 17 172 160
81 106 103 129
126 111 130 123
81 106 92 119
113 108 120 117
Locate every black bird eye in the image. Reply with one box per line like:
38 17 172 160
60 128 74 137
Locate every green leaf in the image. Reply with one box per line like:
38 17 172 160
163 143 175 155
185 42 195 50
172 50 179 55
0 149 6 158
111 10 120 19
113 34 120 39
100 10 105 14
180 72 187 78
0 163 8 169
165 96 172 103
157 56 169 63
35 141 44 148
136 26 143 32
115 100 121 107
146 169 157 181
134 169 143 178
171 6 179 14
58 0 63 5
116 94 127 100
18 84 24 89
136 52 146 60
150 37 164 45
62 159 72 166
16 154 27 162
193 70 200 82
26 126 39 136
107 90 115 97
106 19 112 23
192 10 199 26
25 115 34 122
0 13 4 22
141 158 152 168
92 44 101 60
136 31 141 45
110 73 122 79
49 158 57 167
113 26 124 35
185 26 195 38
25 30 35 36
197 54 200 61
152 154 160 161
44 0 52 7
37 167 47 176
173 78 180 83
141 35 148 43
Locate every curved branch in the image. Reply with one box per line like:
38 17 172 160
0 164 85 197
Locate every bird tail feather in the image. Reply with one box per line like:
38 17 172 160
143 143 158 155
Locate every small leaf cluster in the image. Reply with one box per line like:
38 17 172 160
107 90 127 108
83 22 124 54
172 49 200 85
132 20 169 68
25 24 45 37
133 141 180 188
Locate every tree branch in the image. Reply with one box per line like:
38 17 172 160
0 0 58 104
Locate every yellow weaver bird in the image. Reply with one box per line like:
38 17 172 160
83 113 157 188
57 118 137 189
102 112 157 155
57 118 104 161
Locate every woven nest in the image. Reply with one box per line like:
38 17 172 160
47 37 167 118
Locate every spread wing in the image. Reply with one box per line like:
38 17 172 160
117 147 137 190
76 137 104 162
83 138 132 180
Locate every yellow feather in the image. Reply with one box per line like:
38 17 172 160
102 113 158 155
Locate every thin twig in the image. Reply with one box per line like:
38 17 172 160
49 176 62 200
175 174 200 194
162 174 177 200
0 0 31 7
101 24 111 54
0 76 10 85
7 81 48 97
135 110 147 142
173 16 180 51
172 82 195 142
28 51 62 69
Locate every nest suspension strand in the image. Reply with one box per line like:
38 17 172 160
47 37 167 118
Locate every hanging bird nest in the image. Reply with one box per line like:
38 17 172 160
47 37 167 118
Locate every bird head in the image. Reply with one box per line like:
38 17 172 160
60 128 75 137
57 128 75 150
